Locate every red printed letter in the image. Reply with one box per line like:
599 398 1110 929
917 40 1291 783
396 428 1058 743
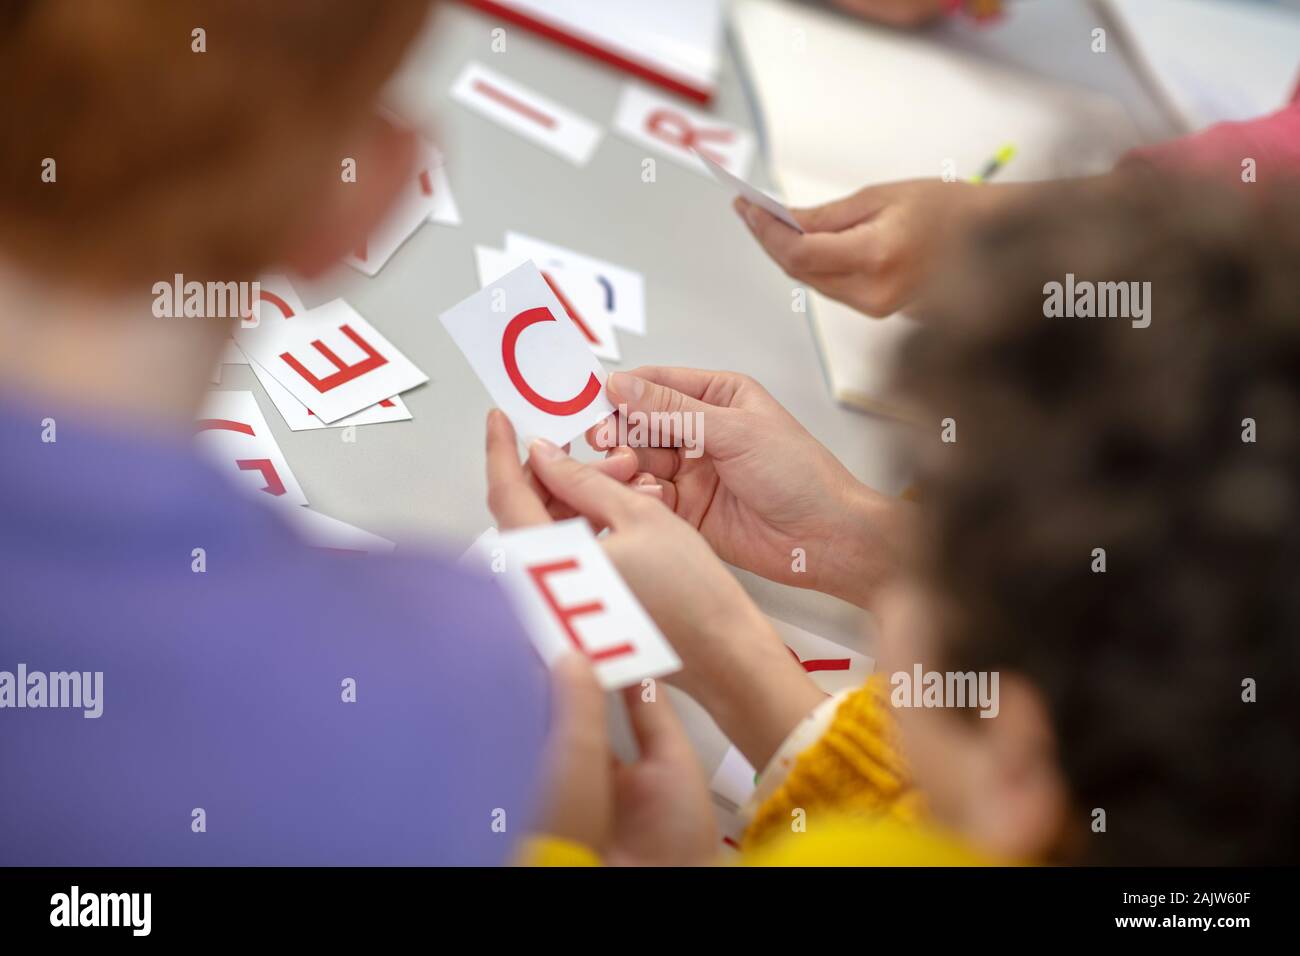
527 559 633 662
646 109 735 165
502 307 602 416
279 324 389 394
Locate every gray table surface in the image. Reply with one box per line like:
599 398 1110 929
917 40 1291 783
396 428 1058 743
214 0 1168 767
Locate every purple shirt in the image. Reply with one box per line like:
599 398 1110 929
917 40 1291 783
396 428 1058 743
0 394 549 865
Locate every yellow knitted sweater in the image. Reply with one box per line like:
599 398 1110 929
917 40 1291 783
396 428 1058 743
522 674 995 866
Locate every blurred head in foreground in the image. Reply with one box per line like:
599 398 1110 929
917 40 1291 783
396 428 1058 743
885 173 1300 864
0 0 431 417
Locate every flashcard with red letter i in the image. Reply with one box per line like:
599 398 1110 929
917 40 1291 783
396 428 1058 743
504 231 646 337
614 84 754 179
450 62 602 166
439 261 615 447
236 298 427 424
496 519 680 690
474 246 620 362
194 390 309 507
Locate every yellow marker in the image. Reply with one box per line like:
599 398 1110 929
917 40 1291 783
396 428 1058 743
968 144 1017 184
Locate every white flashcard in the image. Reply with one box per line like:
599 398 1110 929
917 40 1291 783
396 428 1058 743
613 84 754 179
237 298 427 424
425 156 461 226
242 273 306 327
494 519 680 690
695 148 804 233
195 390 309 507
345 138 445 276
713 804 747 858
711 744 760 811
282 507 396 555
439 261 615 447
450 61 603 166
773 617 873 695
505 231 646 335
475 246 620 362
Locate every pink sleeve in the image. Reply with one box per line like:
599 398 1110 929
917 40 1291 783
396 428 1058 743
1121 87 1300 182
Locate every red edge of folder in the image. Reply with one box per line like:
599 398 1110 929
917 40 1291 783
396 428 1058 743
461 0 715 105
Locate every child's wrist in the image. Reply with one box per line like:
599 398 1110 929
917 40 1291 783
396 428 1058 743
695 614 827 769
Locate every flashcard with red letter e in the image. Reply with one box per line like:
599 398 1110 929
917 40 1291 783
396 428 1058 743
236 298 427 424
496 519 680 690
451 62 603 166
614 84 754 179
240 277 412 430
439 261 615 446
195 390 308 507
504 231 646 336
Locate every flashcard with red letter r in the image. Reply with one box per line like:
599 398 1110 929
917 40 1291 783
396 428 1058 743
495 519 680 690
439 261 615 446
614 84 754 179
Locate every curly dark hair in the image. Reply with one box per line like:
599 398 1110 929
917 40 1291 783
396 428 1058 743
894 172 1300 865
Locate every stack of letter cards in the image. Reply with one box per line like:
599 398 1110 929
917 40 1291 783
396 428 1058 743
463 521 680 690
234 284 427 427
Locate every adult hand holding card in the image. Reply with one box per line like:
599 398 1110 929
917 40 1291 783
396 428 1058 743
440 261 614 447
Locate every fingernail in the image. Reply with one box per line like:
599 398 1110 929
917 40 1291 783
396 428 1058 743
633 479 662 496
608 372 644 402
745 206 760 228
529 438 563 462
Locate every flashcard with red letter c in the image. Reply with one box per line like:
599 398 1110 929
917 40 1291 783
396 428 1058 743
495 519 681 690
614 84 754 179
439 261 615 447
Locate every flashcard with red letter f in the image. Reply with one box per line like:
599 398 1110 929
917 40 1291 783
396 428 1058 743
439 261 615 446
496 519 680 690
